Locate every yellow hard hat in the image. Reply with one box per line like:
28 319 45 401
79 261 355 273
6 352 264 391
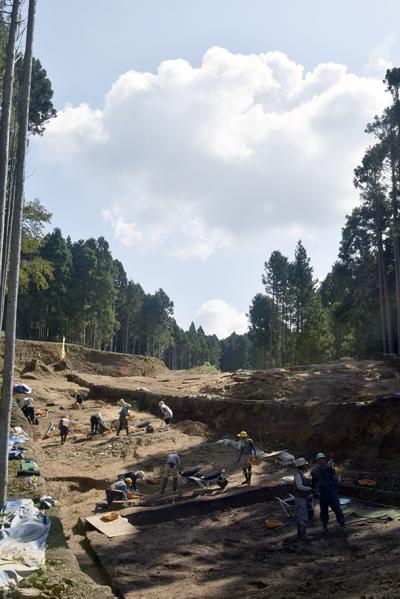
137 471 145 478
124 478 132 485
237 431 248 438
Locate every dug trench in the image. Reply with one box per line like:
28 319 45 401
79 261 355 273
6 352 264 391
15 357 400 598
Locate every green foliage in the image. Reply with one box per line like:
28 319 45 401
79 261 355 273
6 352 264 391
15 55 57 135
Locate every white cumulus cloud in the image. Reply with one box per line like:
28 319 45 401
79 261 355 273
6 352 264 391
37 47 388 260
195 299 248 338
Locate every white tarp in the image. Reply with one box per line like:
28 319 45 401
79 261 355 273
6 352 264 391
0 499 50 588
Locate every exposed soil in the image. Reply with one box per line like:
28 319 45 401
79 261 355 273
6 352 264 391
9 350 400 598
1 339 167 377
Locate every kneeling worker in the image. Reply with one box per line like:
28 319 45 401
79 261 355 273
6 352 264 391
160 451 182 494
294 457 314 541
106 477 132 506
237 431 256 485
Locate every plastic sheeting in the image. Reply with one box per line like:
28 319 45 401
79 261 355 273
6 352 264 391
0 499 50 588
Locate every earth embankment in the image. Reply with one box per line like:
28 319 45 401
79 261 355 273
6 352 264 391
1 338 167 377
68 359 400 461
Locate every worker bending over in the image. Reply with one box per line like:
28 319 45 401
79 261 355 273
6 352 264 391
159 401 173 430
90 412 103 435
311 452 345 532
237 431 256 485
122 470 145 494
106 477 132 505
21 397 35 424
160 451 182 494
294 457 314 541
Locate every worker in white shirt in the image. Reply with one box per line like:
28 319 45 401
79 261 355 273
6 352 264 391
159 400 173 430
160 451 182 494
294 457 314 541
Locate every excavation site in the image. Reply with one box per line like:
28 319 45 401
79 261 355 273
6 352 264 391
5 340 400 599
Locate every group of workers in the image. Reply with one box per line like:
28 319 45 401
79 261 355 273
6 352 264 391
55 394 174 444
116 399 173 436
294 452 345 541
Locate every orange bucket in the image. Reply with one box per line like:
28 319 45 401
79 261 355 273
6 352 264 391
265 519 284 529
101 513 119 522
358 479 377 487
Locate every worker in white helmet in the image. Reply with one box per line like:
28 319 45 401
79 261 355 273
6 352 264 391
294 457 313 541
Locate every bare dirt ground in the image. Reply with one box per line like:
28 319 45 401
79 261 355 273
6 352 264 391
10 354 400 599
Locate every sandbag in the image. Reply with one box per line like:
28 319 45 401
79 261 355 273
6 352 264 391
17 459 40 477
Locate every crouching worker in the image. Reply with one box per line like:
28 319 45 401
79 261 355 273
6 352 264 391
237 431 256 485
123 470 145 494
90 412 103 435
160 451 182 494
312 452 345 532
294 457 314 541
106 477 132 506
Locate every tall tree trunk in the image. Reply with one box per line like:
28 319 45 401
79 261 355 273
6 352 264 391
0 0 36 509
0 0 21 328
378 235 393 353
377 246 388 353
390 146 400 352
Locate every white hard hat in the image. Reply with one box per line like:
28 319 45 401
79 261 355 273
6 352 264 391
316 452 326 460
295 457 308 467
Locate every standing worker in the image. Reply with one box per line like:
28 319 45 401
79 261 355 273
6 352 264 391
59 416 70 445
159 401 173 430
237 431 256 485
117 403 130 436
311 452 345 532
90 412 103 435
75 391 84 409
160 451 182 494
294 457 314 541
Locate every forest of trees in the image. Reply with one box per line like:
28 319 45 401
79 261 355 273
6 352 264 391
16 224 223 369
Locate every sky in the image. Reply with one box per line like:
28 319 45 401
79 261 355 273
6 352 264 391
25 0 400 338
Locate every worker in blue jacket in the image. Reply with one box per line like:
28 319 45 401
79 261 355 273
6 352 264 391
311 452 345 532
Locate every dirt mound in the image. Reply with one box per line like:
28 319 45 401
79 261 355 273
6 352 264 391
1 339 167 377
176 419 212 437
21 358 51 375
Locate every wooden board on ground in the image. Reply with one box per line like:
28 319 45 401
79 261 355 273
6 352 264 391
86 513 138 538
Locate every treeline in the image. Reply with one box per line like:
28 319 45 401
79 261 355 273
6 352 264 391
17 227 223 369
239 68 400 367
245 241 332 368
321 68 400 358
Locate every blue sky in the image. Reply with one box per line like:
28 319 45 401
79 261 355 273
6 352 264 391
26 0 400 337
